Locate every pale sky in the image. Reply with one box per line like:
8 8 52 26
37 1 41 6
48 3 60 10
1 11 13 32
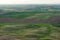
0 0 60 4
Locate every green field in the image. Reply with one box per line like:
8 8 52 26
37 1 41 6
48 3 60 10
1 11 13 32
0 5 60 40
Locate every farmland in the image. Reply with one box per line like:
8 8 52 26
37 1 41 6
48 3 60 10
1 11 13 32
0 4 60 40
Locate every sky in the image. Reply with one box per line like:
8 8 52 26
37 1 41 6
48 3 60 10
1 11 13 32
0 0 60 4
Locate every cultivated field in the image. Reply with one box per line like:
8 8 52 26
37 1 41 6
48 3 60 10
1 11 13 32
0 5 60 40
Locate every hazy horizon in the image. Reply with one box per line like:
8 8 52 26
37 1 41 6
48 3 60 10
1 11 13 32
0 0 60 4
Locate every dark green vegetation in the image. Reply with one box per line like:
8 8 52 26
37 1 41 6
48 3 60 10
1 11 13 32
0 5 60 40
